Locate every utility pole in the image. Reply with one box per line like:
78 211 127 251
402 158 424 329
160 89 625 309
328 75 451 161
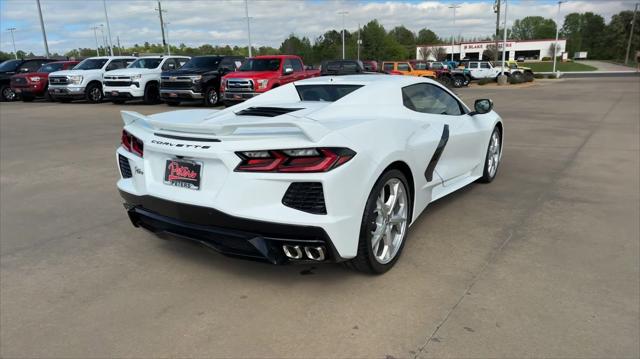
625 3 638 65
155 0 168 54
552 1 564 75
338 11 348 59
500 0 508 77
102 0 114 56
36 0 50 58
7 28 17 59
494 0 501 61
117 35 121 55
91 26 101 56
449 4 461 61
245 0 252 57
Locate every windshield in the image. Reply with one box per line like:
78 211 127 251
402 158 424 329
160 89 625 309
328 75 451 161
129 58 162 69
0 59 21 72
74 58 109 70
38 63 65 73
240 58 281 72
181 57 221 69
296 84 362 102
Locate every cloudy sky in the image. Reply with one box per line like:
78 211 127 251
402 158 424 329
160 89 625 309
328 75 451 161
0 0 636 55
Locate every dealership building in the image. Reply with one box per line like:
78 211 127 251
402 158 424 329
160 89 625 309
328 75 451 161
416 38 567 61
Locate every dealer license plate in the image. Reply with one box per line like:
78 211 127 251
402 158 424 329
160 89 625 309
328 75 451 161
163 159 202 190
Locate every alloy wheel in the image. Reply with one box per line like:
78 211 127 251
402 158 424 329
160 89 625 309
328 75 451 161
2 87 15 101
90 87 102 102
487 130 501 177
207 88 218 105
371 178 408 264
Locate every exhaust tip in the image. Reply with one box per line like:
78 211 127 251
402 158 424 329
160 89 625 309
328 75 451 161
304 246 326 261
282 245 303 260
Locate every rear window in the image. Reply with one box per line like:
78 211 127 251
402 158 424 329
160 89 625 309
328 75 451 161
296 85 362 102
38 63 65 73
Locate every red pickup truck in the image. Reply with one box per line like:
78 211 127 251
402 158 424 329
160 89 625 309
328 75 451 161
221 55 319 106
10 60 79 101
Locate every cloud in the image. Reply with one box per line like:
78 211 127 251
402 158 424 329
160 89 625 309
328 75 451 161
0 0 634 55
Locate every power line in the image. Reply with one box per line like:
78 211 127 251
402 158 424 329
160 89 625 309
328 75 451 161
7 27 17 59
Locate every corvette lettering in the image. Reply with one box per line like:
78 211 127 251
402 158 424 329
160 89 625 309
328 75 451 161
151 139 211 149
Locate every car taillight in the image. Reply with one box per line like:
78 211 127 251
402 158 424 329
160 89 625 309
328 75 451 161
121 130 144 157
235 147 355 173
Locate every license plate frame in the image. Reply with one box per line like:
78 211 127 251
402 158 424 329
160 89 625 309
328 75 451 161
163 159 202 190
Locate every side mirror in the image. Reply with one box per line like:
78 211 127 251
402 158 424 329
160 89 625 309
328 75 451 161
470 99 493 116
283 67 294 75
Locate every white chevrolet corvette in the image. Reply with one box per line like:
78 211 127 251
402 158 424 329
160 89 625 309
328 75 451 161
117 74 503 273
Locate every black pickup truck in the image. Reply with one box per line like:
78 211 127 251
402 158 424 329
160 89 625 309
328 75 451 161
160 55 244 106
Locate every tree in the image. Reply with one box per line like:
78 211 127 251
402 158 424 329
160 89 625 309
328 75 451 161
417 28 440 45
433 47 448 61
279 34 312 61
604 10 639 61
360 20 388 60
511 16 557 40
484 44 499 61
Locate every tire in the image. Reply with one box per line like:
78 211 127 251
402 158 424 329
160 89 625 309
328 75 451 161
452 75 465 88
524 71 534 82
85 82 103 103
463 75 471 86
1 85 15 102
512 72 524 82
478 126 502 183
143 83 160 104
165 101 180 107
345 169 411 274
438 76 452 87
204 86 219 107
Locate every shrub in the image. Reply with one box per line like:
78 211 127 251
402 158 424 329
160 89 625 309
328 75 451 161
477 78 493 86
541 56 551 61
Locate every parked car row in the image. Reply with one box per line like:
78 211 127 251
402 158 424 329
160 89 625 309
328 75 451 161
0 55 535 105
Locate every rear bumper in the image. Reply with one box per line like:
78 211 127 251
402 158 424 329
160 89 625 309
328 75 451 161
120 190 342 264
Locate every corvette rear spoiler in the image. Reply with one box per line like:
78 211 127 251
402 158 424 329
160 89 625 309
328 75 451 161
121 110 330 142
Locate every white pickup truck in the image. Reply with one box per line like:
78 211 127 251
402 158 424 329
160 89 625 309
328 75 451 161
464 61 511 80
103 56 189 104
48 56 137 103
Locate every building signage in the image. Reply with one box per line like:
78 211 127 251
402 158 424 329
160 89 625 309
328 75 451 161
462 43 513 50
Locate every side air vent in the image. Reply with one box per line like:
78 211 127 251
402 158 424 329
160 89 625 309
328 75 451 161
236 107 303 117
119 154 132 178
282 182 326 215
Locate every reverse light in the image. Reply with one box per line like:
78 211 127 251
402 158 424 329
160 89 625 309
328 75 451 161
235 147 355 173
256 79 269 90
121 130 144 157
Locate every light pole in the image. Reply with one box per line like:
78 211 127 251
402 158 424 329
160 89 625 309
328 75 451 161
245 0 252 57
102 0 114 56
155 0 168 54
357 23 361 61
625 3 638 65
7 28 17 59
552 1 564 75
99 24 107 51
494 0 501 61
338 11 348 59
164 22 171 55
91 26 101 56
449 4 461 61
500 0 508 77
36 0 50 58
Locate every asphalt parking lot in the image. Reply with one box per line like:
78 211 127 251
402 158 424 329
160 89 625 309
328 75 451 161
1 77 638 358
